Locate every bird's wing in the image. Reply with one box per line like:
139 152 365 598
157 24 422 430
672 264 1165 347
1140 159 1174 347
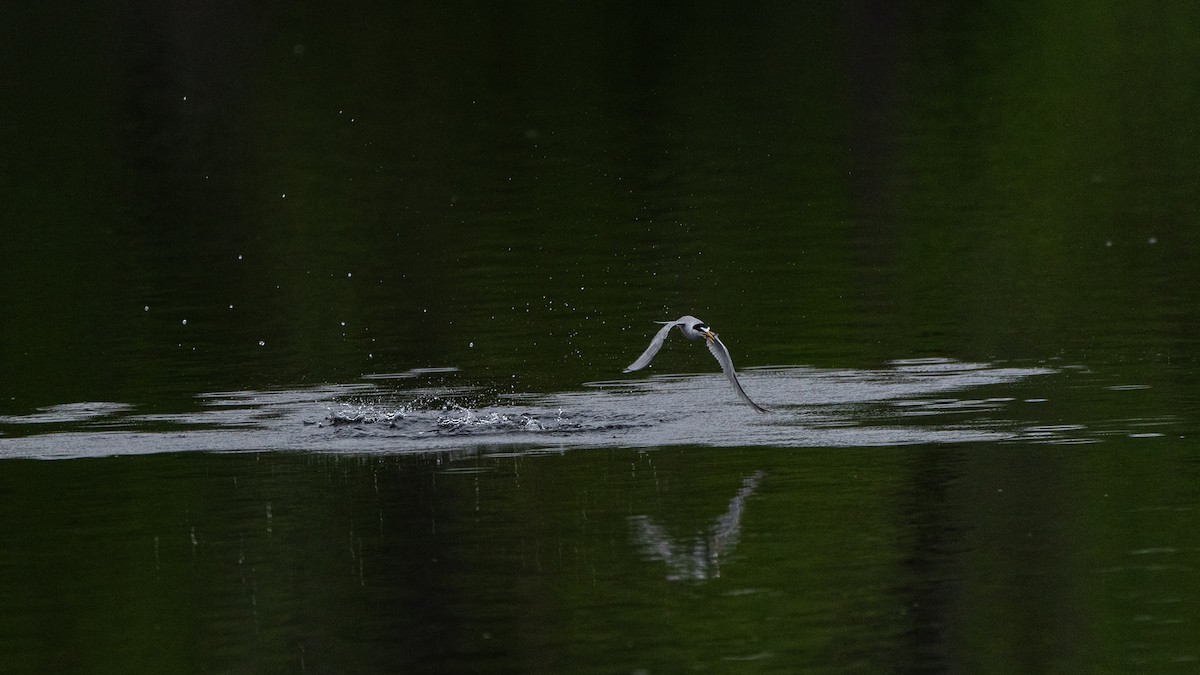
623 321 679 372
706 334 768 413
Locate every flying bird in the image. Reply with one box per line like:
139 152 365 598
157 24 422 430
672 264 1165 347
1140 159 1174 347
623 315 767 412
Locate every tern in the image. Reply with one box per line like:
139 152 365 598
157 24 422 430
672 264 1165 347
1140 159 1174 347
623 315 767 412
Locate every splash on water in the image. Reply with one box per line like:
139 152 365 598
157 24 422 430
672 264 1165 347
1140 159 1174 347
0 358 1118 459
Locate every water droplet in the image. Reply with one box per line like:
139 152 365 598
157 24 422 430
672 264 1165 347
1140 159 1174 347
144 305 150 312
258 340 266 347
181 319 188 325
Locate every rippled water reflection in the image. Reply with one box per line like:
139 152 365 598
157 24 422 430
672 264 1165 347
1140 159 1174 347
0 358 1070 458
631 470 765 581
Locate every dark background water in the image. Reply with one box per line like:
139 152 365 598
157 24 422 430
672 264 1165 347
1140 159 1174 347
2 2 1200 672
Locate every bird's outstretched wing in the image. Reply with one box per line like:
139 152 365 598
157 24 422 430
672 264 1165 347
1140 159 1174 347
705 334 768 413
623 321 679 372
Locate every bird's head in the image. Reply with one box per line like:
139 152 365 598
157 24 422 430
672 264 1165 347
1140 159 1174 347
693 322 716 342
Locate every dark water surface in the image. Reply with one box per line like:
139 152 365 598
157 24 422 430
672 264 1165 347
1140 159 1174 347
3 2 1200 672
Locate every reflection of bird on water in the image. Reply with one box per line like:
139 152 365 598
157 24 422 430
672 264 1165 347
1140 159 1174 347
623 315 767 412
629 471 766 581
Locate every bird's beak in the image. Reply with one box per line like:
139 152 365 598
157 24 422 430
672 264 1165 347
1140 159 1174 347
702 329 716 342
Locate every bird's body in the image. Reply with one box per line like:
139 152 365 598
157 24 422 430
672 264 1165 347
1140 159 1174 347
623 315 767 413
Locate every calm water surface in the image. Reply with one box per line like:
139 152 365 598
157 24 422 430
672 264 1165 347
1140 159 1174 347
3 2 1200 673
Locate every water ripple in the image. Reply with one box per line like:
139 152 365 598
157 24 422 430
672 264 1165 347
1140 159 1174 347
0 359 1097 458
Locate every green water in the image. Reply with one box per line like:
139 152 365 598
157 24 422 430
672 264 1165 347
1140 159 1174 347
2 2 1200 672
